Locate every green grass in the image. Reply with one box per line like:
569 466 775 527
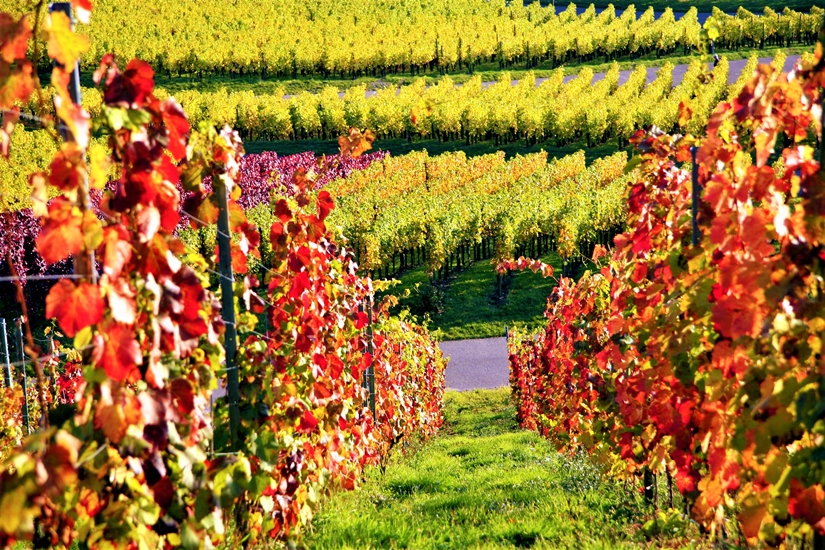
302 388 677 549
429 252 564 341
380 251 580 341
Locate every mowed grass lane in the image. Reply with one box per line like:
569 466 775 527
303 389 679 550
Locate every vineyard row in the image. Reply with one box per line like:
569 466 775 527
2 51 793 215
0 0 820 78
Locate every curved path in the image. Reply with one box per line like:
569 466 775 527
441 337 510 391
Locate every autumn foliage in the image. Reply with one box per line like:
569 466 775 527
509 53 825 545
0 5 445 548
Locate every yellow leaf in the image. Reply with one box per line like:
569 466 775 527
88 143 110 189
29 172 49 217
45 11 89 68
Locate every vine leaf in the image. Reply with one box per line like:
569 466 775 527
45 11 89 68
94 322 142 382
46 279 104 337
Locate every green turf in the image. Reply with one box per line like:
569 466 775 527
302 388 689 549
379 251 578 341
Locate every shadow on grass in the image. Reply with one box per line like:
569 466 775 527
301 388 663 550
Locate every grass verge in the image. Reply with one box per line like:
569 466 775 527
302 388 679 549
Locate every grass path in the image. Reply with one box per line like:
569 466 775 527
380 250 587 341
302 389 664 550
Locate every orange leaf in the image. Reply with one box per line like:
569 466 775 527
104 276 136 325
678 100 693 128
54 94 91 148
37 200 84 264
42 430 81 491
101 226 132 279
0 107 18 158
592 244 607 262
789 479 825 528
29 172 48 217
46 279 104 337
70 0 92 24
0 59 35 109
338 128 375 158
94 401 127 443
49 142 86 191
0 14 32 63
95 322 142 382
738 501 766 540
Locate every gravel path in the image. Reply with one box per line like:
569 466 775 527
440 337 510 391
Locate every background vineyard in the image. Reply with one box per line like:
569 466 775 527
0 0 821 79
1 50 797 216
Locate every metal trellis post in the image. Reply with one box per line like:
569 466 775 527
1 319 11 388
214 177 241 451
364 294 376 419
691 146 700 247
15 319 30 434
50 2 96 283
49 3 83 110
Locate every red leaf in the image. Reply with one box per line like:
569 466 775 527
288 271 311 299
317 191 334 221
161 98 189 161
46 279 104 337
170 378 195 415
297 409 318 434
152 476 175 510
275 199 292 223
49 144 86 191
789 479 825 529
95 322 143 382
101 58 154 107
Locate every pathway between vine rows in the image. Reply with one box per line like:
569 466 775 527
441 336 510 391
357 54 801 98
